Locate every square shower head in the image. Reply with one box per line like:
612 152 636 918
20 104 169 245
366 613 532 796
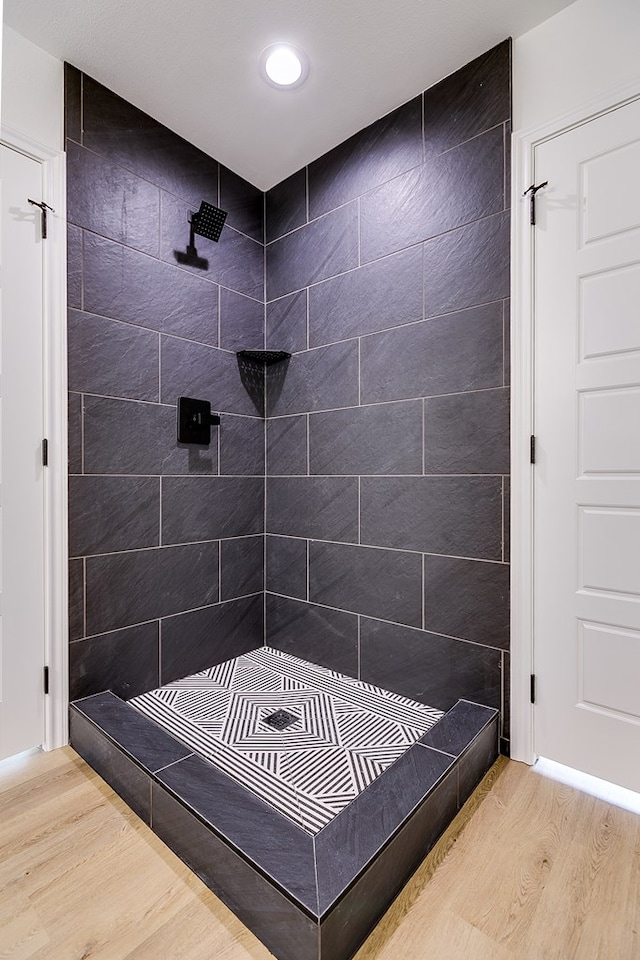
191 201 227 242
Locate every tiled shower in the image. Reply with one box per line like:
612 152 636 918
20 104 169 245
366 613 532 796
66 38 511 960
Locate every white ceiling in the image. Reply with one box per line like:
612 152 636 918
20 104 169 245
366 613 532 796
4 0 575 190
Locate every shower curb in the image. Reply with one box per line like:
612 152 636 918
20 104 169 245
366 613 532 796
70 690 497 960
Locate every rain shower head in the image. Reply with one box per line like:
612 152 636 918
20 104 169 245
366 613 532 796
190 201 227 243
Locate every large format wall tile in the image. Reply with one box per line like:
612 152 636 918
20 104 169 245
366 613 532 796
266 536 307 600
308 246 423 346
360 476 502 559
83 233 219 345
69 476 160 557
267 416 308 476
423 211 510 316
360 126 504 263
160 595 264 683
309 401 422 476
424 555 509 649
220 165 264 243
68 310 159 401
67 142 160 257
265 169 307 244
266 594 358 676
360 618 501 710
82 76 218 207
69 559 84 641
69 621 160 701
219 287 264 352
424 388 510 475
360 303 503 405
423 41 510 160
267 340 359 417
266 290 308 353
220 536 264 601
85 542 219 635
267 477 358 542
219 416 265 476
68 393 83 473
83 396 218 476
309 541 422 627
267 203 359 301
162 476 264 544
308 96 423 219
67 224 82 308
160 191 264 300
160 336 259 416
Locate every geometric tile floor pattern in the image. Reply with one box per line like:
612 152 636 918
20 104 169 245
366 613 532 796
130 646 444 834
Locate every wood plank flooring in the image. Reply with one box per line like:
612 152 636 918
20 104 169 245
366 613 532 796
0 747 638 959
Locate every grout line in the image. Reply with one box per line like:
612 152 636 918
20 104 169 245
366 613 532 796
306 539 310 602
154 753 195 775
422 398 426 475
357 477 361 545
502 476 506 563
80 394 85 474
357 338 362 406
421 91 425 163
255 534 509 564
159 477 163 546
218 539 222 601
357 197 361 267
72 534 264 562
158 334 162 404
306 287 310 351
82 556 87 637
264 592 508 653
306 414 310 476
305 166 310 224
71 593 265 644
357 615 361 679
267 384 509 419
500 651 505 737
68 391 263 419
158 618 162 685
422 553 426 630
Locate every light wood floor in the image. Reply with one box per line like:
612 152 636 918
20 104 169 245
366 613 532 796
1 747 638 960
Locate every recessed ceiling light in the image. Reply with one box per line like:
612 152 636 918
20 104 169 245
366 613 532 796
260 43 309 89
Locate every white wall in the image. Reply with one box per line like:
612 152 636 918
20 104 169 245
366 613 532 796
514 0 640 133
2 25 63 152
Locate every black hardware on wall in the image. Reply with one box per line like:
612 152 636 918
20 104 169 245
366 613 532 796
177 397 220 445
28 198 55 239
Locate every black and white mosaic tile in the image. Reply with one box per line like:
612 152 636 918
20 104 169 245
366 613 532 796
130 646 443 834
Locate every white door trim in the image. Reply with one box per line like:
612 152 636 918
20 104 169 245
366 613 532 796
511 77 640 765
1 123 68 752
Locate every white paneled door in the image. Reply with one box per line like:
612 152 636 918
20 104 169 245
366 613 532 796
534 97 640 792
0 144 46 760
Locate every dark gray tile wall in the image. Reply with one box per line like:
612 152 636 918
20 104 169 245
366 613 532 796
264 41 511 747
66 67 265 701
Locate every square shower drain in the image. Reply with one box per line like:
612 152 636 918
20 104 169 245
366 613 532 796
263 708 298 730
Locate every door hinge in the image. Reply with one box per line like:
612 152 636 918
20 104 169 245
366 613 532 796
530 674 536 704
27 198 55 239
523 181 548 226
530 435 536 464
44 666 50 695
42 438 49 466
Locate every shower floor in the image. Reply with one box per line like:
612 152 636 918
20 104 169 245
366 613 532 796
70 645 498 960
129 646 443 834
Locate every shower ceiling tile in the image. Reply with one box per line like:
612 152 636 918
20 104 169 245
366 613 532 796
131 645 443 834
